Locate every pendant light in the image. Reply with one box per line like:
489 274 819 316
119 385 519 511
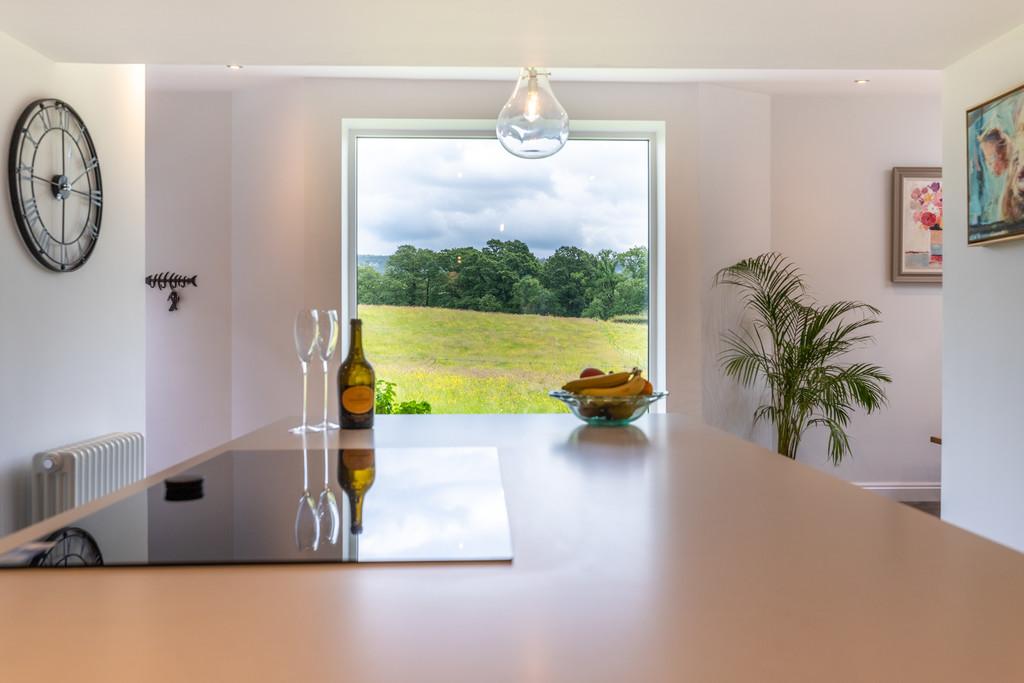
496 67 569 159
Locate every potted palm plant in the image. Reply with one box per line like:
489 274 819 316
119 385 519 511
714 253 891 465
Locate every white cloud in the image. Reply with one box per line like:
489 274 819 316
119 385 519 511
356 137 648 257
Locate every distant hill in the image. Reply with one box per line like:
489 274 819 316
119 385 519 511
358 254 390 273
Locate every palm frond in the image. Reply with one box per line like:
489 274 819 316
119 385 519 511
807 416 852 466
714 252 891 464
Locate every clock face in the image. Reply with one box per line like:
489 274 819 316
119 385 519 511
8 98 103 272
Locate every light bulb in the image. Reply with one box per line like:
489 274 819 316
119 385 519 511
524 77 541 122
496 67 569 159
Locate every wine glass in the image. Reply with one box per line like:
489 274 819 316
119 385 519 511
316 433 340 545
310 309 339 432
289 309 320 434
294 435 320 552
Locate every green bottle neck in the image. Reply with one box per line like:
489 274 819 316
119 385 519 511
349 492 365 534
347 321 365 362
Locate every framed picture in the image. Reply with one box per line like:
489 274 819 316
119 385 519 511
891 167 942 283
967 83 1024 245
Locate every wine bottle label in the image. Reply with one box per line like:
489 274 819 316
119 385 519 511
342 449 375 469
341 386 374 414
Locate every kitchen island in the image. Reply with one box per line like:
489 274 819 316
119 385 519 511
1 414 1022 681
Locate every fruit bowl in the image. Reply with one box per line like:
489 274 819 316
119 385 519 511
549 390 668 427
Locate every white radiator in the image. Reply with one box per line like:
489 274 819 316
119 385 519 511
31 433 145 523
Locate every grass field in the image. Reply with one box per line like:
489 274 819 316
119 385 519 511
358 305 648 413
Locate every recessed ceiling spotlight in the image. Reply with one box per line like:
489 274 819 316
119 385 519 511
853 79 870 85
226 64 244 70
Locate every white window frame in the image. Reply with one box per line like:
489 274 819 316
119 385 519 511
341 118 667 404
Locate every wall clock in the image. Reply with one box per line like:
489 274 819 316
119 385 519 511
7 98 102 272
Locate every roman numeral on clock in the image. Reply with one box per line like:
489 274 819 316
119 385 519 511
23 198 41 228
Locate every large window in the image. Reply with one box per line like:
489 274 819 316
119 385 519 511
346 123 660 414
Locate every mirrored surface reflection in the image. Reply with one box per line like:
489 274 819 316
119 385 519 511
1 447 512 568
316 438 341 546
338 448 375 536
565 425 650 449
294 437 320 552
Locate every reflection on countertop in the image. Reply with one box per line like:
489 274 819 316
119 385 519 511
3 444 512 568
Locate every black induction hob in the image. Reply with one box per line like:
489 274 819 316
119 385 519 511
1 446 513 568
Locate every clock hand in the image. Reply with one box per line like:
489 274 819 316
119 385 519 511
68 164 96 187
31 174 58 187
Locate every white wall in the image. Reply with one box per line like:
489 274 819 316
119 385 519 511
230 82 307 436
145 91 232 472
216 78 703 435
146 77 943 499
146 77 704 447
773 94 942 490
0 33 145 534
697 85 773 442
943 25 1024 550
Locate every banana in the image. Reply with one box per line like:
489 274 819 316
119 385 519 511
562 370 635 393
578 374 648 397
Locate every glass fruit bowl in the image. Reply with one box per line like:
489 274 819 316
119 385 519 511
549 390 668 427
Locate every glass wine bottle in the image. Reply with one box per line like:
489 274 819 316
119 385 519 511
337 318 375 429
337 448 376 535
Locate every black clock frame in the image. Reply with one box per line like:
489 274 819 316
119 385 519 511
7 98 103 273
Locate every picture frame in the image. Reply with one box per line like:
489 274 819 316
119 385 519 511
891 167 942 284
966 82 1024 246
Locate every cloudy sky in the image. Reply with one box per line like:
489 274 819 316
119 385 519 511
356 137 649 258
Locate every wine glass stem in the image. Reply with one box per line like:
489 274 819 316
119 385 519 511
303 443 310 491
301 362 309 429
322 360 330 427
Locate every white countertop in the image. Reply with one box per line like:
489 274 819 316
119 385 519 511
2 414 1023 681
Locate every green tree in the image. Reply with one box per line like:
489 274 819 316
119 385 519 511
443 247 496 309
475 293 504 312
370 243 650 320
385 245 446 306
541 246 597 317
512 275 557 314
582 249 621 320
612 277 647 317
614 245 649 316
480 240 541 312
357 264 386 305
618 245 648 281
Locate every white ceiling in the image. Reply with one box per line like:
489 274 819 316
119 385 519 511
1 0 1021 69
146 65 942 95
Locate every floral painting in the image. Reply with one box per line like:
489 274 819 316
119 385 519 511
967 83 1024 245
891 168 942 283
903 180 943 269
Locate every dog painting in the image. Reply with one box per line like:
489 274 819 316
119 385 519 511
968 83 1024 245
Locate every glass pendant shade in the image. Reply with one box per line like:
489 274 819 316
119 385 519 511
496 68 569 159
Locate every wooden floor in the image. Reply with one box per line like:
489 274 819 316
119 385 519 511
903 501 941 517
